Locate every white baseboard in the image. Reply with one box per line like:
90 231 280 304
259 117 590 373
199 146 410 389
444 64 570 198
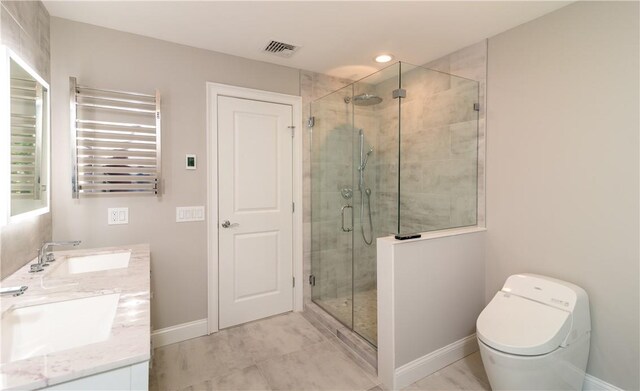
151 319 208 348
394 334 479 389
583 374 623 391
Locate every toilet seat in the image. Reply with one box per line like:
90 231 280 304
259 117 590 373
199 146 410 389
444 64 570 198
477 274 590 391
477 292 572 356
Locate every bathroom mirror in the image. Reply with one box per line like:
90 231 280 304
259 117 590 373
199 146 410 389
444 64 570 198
2 49 50 222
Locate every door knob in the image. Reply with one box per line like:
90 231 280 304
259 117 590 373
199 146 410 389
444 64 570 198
221 220 231 228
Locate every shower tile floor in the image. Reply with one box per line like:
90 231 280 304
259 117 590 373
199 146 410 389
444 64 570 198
315 288 378 344
150 311 491 391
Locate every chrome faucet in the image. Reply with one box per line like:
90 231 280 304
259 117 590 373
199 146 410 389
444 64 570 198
30 240 81 273
0 286 28 297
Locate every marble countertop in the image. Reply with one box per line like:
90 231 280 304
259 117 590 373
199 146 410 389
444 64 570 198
0 244 151 390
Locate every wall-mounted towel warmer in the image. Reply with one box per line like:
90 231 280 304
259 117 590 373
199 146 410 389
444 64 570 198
69 77 161 198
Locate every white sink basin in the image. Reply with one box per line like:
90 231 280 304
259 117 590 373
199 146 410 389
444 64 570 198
0 293 120 363
50 251 131 277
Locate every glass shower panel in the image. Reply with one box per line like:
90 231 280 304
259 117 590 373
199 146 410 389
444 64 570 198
399 63 479 234
310 61 479 349
352 64 399 345
310 84 355 329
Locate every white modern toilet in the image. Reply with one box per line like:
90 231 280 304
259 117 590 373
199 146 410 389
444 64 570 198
477 274 591 390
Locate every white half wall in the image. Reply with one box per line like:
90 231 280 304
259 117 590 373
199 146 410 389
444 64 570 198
377 227 486 390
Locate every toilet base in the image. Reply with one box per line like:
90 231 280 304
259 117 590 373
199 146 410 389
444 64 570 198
478 332 590 391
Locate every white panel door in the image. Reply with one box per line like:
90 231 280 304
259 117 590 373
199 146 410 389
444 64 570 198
218 96 293 329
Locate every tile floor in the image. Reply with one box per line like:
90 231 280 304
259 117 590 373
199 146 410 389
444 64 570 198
150 312 491 391
315 288 378 345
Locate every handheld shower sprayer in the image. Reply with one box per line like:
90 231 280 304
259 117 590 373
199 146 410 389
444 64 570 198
358 129 374 245
359 147 374 173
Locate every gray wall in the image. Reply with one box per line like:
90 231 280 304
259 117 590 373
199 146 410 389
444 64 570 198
0 0 51 279
50 18 300 329
486 1 639 389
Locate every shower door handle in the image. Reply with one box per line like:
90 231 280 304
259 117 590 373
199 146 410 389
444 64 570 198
341 205 353 232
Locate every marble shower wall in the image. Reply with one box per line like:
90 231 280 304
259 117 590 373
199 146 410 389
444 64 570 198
0 0 51 278
375 65 480 234
422 40 487 228
374 41 487 235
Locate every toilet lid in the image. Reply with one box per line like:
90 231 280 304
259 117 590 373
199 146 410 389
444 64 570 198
477 292 572 356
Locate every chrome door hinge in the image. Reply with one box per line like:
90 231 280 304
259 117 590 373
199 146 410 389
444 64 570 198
392 88 407 99
292 202 295 213
307 116 315 128
473 103 480 111
309 275 316 286
293 277 296 288
288 125 295 137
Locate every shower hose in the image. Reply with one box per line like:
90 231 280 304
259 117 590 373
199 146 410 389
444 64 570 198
361 188 373 245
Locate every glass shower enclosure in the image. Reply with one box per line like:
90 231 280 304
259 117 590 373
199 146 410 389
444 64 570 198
310 62 479 346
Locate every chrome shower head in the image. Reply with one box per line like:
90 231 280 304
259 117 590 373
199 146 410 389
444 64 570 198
352 93 383 106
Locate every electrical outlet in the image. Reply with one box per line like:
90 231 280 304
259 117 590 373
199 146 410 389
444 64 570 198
108 208 129 225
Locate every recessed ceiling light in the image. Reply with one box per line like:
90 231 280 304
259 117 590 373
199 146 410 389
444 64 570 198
374 54 393 63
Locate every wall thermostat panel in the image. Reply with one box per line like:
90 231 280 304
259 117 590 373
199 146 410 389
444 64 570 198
186 154 196 170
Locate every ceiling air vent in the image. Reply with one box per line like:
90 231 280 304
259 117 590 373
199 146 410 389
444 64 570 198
263 40 300 58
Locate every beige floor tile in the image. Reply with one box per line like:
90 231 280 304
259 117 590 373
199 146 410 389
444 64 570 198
180 366 271 391
153 312 491 391
324 335 378 383
226 312 326 363
404 355 491 391
301 311 336 339
154 342 184 390
176 331 255 388
257 341 376 390
450 352 490 386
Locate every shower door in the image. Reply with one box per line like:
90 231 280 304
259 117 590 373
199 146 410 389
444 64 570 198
310 83 356 329
310 64 401 347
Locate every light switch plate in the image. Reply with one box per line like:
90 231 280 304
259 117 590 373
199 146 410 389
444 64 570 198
108 207 129 225
176 206 205 222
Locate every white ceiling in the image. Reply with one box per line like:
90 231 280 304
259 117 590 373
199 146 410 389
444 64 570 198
44 1 571 79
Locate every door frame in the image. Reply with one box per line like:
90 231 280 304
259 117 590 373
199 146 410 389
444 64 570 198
206 82 303 334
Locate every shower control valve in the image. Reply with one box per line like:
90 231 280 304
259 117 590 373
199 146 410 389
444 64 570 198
341 188 353 200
